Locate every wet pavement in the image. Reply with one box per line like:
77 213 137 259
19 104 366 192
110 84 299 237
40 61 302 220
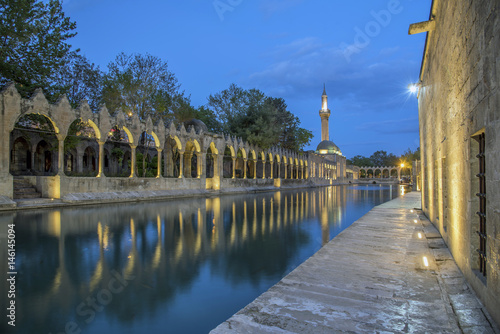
211 192 499 333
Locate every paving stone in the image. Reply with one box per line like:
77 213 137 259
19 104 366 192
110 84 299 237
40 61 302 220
211 192 499 333
455 308 491 328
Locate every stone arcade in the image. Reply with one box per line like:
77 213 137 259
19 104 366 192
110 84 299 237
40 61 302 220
0 84 351 206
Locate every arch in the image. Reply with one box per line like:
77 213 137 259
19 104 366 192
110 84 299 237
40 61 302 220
206 146 215 178
34 140 56 175
119 126 135 145
223 146 234 178
83 146 97 175
163 136 182 178
65 120 99 177
367 169 374 178
85 119 102 141
274 154 281 178
10 136 31 174
209 142 219 155
237 147 247 159
14 112 60 135
183 140 200 178
359 169 367 178
390 169 398 178
256 151 265 179
104 126 130 177
168 135 182 150
382 169 390 178
236 148 246 178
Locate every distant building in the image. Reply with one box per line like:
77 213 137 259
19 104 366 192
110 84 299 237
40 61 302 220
410 0 499 325
315 85 346 179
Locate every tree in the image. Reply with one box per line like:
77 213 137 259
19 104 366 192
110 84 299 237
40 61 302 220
208 84 312 150
270 97 313 151
207 83 248 133
347 155 372 167
56 54 103 110
101 52 181 121
0 0 78 100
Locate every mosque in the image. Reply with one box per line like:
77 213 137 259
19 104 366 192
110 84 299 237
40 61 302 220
314 85 347 179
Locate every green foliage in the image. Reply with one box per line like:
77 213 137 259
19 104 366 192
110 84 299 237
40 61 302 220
102 52 181 122
136 152 157 178
193 106 222 133
208 84 311 150
369 150 399 166
347 148 419 167
0 0 78 100
56 54 103 110
347 155 372 167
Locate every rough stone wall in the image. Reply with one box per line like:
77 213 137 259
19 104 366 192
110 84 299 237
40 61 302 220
0 84 343 199
417 0 499 324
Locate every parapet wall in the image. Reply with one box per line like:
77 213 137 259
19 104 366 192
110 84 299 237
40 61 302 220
0 84 349 201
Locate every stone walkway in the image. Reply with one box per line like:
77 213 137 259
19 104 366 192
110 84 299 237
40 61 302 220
211 192 499 333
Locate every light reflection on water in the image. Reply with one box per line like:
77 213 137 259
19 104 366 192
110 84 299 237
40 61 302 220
0 185 399 334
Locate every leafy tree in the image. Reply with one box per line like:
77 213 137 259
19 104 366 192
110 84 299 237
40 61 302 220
208 83 247 133
56 54 103 110
193 106 222 133
369 150 399 166
347 155 372 167
101 52 181 121
208 84 312 150
270 97 313 151
0 0 78 100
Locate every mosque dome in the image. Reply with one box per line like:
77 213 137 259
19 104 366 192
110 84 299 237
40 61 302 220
316 140 342 155
183 119 208 133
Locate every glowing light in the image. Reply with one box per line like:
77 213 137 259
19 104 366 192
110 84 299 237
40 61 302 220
423 256 429 267
414 219 418 223
401 163 405 168
408 83 419 94
418 233 422 239
410 209 414 213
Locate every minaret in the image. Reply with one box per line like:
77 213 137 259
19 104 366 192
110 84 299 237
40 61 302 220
319 84 331 141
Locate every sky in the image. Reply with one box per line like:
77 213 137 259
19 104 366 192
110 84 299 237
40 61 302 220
61 0 432 158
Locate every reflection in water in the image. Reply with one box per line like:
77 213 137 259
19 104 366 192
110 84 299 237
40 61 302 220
0 185 397 334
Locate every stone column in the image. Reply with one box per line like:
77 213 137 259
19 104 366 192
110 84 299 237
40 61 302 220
243 158 247 179
156 148 162 178
301 166 304 179
232 158 236 179
284 163 287 179
165 149 173 177
262 161 266 179
178 151 184 178
130 145 137 178
56 134 65 175
253 160 257 179
270 162 274 179
198 152 204 179
97 140 105 177
183 152 192 178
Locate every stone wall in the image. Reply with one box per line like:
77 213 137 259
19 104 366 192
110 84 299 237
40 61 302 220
416 0 499 324
0 84 348 202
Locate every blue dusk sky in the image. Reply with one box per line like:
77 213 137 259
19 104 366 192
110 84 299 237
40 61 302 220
61 0 432 158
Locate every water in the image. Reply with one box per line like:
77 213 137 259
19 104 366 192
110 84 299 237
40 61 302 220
0 184 400 334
